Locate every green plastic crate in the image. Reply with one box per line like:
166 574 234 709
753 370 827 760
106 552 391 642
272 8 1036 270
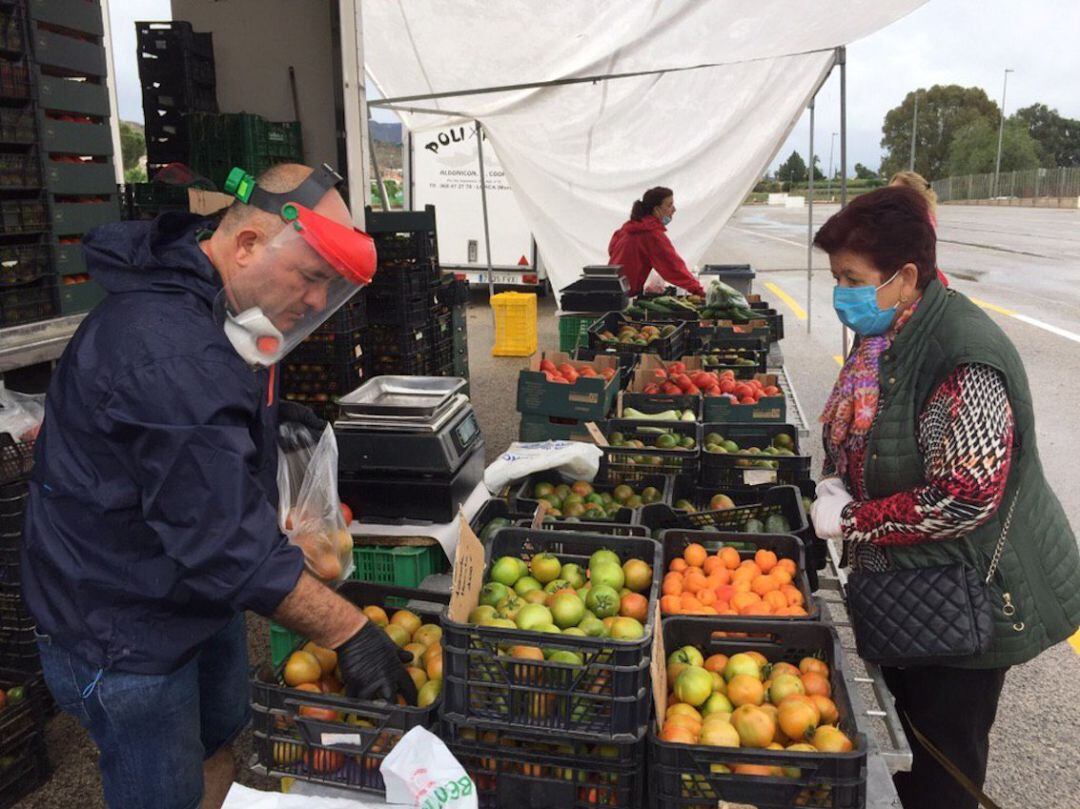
268 622 304 668
350 545 447 589
558 313 601 353
187 112 303 189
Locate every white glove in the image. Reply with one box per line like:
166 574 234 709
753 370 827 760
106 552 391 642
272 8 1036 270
810 478 853 540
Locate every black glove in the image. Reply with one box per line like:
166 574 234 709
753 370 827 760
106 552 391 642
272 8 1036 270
336 622 418 703
277 401 328 452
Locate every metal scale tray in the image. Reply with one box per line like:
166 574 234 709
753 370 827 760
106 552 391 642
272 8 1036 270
338 376 467 420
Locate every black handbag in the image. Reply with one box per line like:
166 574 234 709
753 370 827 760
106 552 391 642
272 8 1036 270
846 490 1019 667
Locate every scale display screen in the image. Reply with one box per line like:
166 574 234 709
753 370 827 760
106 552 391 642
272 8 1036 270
453 413 480 449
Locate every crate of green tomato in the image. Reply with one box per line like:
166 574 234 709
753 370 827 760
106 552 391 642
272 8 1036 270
701 425 810 488
512 474 671 522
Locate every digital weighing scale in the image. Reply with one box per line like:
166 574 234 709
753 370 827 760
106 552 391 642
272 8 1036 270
334 376 484 523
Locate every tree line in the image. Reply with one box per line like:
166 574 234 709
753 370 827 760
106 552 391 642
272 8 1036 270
770 85 1079 187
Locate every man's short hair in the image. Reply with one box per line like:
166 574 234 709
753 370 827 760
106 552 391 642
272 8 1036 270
217 163 315 235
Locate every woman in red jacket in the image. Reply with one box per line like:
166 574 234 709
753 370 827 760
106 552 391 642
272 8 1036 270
608 186 705 296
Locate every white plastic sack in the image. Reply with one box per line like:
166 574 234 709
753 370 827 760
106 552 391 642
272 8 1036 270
277 425 355 583
222 783 385 809
484 440 603 492
0 386 45 443
381 726 478 809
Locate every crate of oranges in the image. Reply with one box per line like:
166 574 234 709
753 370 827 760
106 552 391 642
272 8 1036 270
657 531 816 620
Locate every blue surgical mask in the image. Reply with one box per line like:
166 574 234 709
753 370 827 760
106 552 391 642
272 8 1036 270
832 272 900 336
660 215 672 225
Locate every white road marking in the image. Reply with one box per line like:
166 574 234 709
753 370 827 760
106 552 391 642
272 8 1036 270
1010 314 1080 344
727 225 807 249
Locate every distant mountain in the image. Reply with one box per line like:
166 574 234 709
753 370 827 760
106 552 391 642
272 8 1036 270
370 120 402 144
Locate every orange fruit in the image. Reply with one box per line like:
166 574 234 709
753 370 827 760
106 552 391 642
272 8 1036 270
733 579 752 594
683 543 707 568
730 592 761 612
788 605 808 616
699 606 718 614
684 570 707 594
679 594 702 612
763 590 788 611
697 589 716 606
703 573 724 592
751 575 781 596
802 672 831 698
754 549 778 573
662 575 684 596
740 601 773 616
659 724 698 744
719 547 741 570
777 558 797 576
704 654 729 673
811 695 839 725
732 566 758 584
703 555 722 575
727 675 765 707
670 558 688 573
781 585 804 607
665 714 702 736
660 595 682 615
745 651 769 668
772 568 793 586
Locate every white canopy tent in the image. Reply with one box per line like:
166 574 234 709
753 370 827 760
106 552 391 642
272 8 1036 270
341 0 927 298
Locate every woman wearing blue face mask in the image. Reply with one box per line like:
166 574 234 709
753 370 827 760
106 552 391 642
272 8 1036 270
608 186 705 297
809 186 1080 809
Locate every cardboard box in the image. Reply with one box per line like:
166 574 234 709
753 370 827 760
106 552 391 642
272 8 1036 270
516 350 619 420
187 188 235 215
701 372 786 423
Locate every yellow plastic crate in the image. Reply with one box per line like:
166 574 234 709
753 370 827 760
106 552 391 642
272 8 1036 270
491 291 538 356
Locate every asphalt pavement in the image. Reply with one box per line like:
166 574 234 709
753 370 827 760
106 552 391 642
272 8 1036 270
704 202 1080 809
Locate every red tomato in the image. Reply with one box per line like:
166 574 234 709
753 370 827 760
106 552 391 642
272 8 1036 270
644 383 660 394
339 503 353 525
669 362 686 374
684 383 701 395
719 378 737 394
539 359 557 374
719 369 736 380
740 396 757 404
599 367 616 381
733 383 752 399
763 385 781 396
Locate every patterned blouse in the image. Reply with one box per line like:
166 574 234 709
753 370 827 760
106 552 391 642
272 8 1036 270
822 363 1015 571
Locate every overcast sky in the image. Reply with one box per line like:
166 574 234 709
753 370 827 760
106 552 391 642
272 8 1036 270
112 0 1080 175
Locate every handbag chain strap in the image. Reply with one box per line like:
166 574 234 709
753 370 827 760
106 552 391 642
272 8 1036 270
984 485 1020 585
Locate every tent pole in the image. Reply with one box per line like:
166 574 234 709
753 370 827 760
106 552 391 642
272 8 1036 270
807 99 814 335
838 46 851 358
369 133 391 211
475 121 496 300
338 0 372 224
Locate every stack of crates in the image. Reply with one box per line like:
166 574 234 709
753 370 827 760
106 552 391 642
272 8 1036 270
21 0 120 318
0 435 53 804
450 277 470 391
136 20 217 176
186 112 303 190
362 205 469 384
279 293 368 424
0 1 54 327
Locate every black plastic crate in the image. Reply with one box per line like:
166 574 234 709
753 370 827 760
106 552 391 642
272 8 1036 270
0 58 31 101
512 471 673 523
368 263 435 298
428 335 454 376
0 243 51 286
0 147 39 190
362 323 426 358
0 732 48 809
448 277 469 305
365 350 429 378
513 518 650 538
588 312 687 360
280 357 364 398
470 498 527 541
142 76 217 115
0 196 48 236
0 5 28 56
0 278 57 327
700 423 811 489
370 230 437 263
0 479 27 539
446 721 645 809
637 485 808 537
691 319 771 351
442 527 661 741
0 584 38 668
0 669 45 765
649 618 866 809
658 530 817 620
560 274 630 314
617 389 702 420
280 392 339 425
365 288 432 328
251 582 447 795
749 302 785 342
287 329 363 365
136 21 215 89
598 419 700 483
0 107 36 145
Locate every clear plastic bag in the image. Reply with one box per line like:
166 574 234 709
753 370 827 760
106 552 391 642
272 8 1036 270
277 425 354 582
642 269 668 295
0 386 45 443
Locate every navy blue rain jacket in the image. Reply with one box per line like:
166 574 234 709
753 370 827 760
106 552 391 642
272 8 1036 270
21 213 304 674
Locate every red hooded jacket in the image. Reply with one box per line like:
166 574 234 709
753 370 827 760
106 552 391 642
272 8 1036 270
607 216 704 297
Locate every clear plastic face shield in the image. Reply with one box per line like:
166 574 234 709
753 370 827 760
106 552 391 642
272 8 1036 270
218 165 377 366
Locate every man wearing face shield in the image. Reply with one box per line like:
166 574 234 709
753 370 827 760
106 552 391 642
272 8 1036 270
20 164 416 809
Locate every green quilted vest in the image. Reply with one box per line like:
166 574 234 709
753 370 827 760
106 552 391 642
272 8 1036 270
862 279 1080 668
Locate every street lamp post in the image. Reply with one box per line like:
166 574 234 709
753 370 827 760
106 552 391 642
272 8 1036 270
826 131 837 201
993 68 1014 198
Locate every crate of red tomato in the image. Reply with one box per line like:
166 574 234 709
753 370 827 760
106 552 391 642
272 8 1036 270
516 350 620 421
